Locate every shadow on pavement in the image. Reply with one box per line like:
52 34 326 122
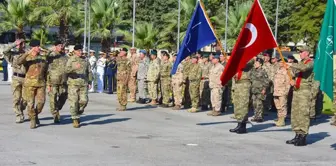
247 123 277 132
81 118 131 126
330 143 336 150
307 132 330 145
196 121 236 126
60 113 114 125
127 105 157 111
310 115 331 126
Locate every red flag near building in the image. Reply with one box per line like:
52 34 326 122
220 0 278 85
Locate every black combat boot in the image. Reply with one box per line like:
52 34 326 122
236 121 247 134
136 98 144 104
294 134 307 146
229 123 242 133
201 105 208 111
286 134 299 144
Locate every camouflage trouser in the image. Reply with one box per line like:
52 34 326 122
309 88 319 118
48 84 68 116
148 81 158 100
221 85 230 111
137 79 147 99
252 93 265 119
172 79 183 106
263 84 273 112
11 77 27 117
68 85 88 120
233 82 251 122
160 78 172 105
200 79 210 106
274 95 287 118
183 80 191 108
189 81 200 109
291 87 311 134
331 92 336 124
25 86 46 119
210 87 223 112
117 82 127 109
128 76 137 100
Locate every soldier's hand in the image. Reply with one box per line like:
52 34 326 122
261 89 266 95
15 39 22 46
76 63 81 69
88 84 92 90
47 86 51 93
290 80 295 86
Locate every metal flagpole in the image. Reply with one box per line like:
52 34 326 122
84 0 87 50
132 0 136 47
224 0 228 52
273 0 279 56
88 0 91 53
177 0 181 52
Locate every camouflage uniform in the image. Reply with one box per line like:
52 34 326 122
66 55 93 122
172 63 184 109
309 79 321 118
160 60 172 105
147 58 160 104
137 58 149 101
182 60 192 108
185 62 202 112
200 61 211 108
208 63 224 115
289 58 314 135
273 66 290 126
128 54 139 102
3 43 27 123
17 52 48 129
250 67 269 120
262 62 275 112
331 70 336 125
47 51 68 122
116 57 131 110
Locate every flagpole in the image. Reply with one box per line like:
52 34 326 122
84 0 88 50
132 0 136 47
177 0 181 52
276 47 293 81
224 0 228 52
88 0 91 53
273 0 279 57
199 0 227 58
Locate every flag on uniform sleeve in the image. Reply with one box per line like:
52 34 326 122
171 1 217 74
220 0 278 85
313 0 336 100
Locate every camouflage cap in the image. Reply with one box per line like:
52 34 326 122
298 45 311 52
255 57 264 64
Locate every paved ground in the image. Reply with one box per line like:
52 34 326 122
0 75 336 166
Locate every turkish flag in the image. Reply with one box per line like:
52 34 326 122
220 0 278 85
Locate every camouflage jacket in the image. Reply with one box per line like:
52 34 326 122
262 62 275 82
2 43 26 78
184 63 202 82
147 58 160 82
200 62 211 79
273 67 290 96
116 56 131 84
129 54 139 77
137 58 149 80
17 52 48 87
66 55 93 86
160 60 172 80
290 58 314 88
47 51 68 85
249 67 269 94
209 63 224 88
182 60 192 80
172 62 183 81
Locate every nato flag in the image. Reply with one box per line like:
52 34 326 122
171 1 217 74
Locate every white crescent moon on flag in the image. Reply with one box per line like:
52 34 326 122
242 23 258 49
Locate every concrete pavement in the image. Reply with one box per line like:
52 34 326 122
0 76 335 166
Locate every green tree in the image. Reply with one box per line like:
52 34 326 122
31 28 51 47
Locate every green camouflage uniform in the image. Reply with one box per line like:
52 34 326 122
160 60 172 105
17 52 48 127
66 55 93 119
182 60 192 108
289 59 314 135
185 63 202 111
147 58 161 102
116 57 131 110
309 79 320 118
250 67 269 119
262 62 275 112
200 62 211 107
47 51 68 118
3 43 27 122
331 70 336 125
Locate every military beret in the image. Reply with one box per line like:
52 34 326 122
162 51 169 57
298 45 311 52
139 50 147 54
191 55 198 59
287 55 295 60
54 40 62 46
151 49 157 55
263 53 271 57
121 47 128 52
29 40 40 47
278 58 288 62
213 55 220 59
255 57 264 64
74 44 83 50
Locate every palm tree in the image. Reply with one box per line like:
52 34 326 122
32 28 51 47
0 0 31 34
118 22 159 51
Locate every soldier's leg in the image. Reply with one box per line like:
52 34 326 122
274 96 281 118
199 80 204 106
68 86 80 120
25 86 37 128
137 79 144 99
188 82 200 112
291 89 311 135
209 87 223 114
221 85 228 112
11 79 24 122
58 84 68 111
203 80 211 107
118 84 128 110
184 80 191 108
234 87 250 122
20 84 27 117
128 77 137 101
79 86 89 112
108 75 113 93
161 79 171 105
48 85 58 116
147 82 153 100
309 91 318 118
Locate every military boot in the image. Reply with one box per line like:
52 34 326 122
35 115 40 125
286 134 299 144
15 115 24 124
72 119 80 128
160 104 169 108
187 108 198 113
78 109 84 115
149 100 157 106
172 105 181 110
236 121 247 134
54 112 61 124
30 117 37 129
330 115 336 126
207 110 215 116
275 117 285 127
229 123 242 133
294 134 307 146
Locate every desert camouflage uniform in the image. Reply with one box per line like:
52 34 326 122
185 63 202 112
172 63 184 108
3 43 27 123
116 57 131 110
200 61 211 108
17 51 48 128
137 58 149 100
160 60 172 105
128 54 139 102
273 66 290 124
147 58 161 104
209 63 224 114
250 67 269 120
47 51 68 122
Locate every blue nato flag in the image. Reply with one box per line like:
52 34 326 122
171 1 217 75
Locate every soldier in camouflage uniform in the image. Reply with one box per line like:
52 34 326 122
330 69 336 126
200 55 211 110
207 54 224 116
3 38 27 123
185 55 202 113
182 56 192 108
309 79 320 119
147 50 160 106
172 54 184 110
285 46 314 146
128 48 138 102
65 45 93 128
17 40 48 129
159 51 172 107
250 58 269 122
262 53 275 114
116 48 131 111
230 60 254 134
136 50 149 104
47 41 68 123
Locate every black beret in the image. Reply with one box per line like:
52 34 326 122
30 40 40 47
255 57 264 64
287 55 295 60
278 58 288 62
121 47 128 52
54 40 63 46
161 51 169 57
74 44 83 50
151 49 157 55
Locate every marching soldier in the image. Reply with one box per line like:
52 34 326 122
200 54 211 110
171 54 184 110
116 48 131 111
65 44 93 128
88 50 97 92
17 40 48 129
185 55 202 113
207 54 224 116
128 47 139 102
137 50 149 104
160 51 172 107
46 41 68 123
2 37 27 123
147 50 160 106
285 46 314 146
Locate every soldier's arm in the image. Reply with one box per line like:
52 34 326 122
87 62 93 84
289 62 314 72
262 70 269 89
66 58 75 73
2 43 17 63
16 52 30 65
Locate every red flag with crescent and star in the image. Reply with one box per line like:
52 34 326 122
220 0 278 85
